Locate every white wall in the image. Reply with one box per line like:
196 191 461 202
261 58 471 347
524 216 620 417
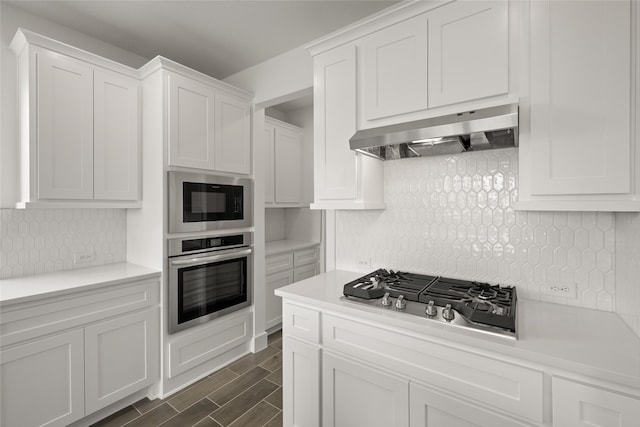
265 208 286 242
615 212 640 337
223 46 313 109
0 2 149 208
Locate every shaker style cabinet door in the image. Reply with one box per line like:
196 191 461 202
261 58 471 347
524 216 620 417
552 378 640 427
94 69 140 200
428 1 509 108
84 309 159 414
528 0 631 196
214 91 251 174
0 330 85 427
322 352 409 427
360 13 429 123
274 124 302 203
37 49 94 200
168 72 216 170
313 44 358 201
265 269 293 330
410 382 535 427
283 336 321 427
265 122 276 204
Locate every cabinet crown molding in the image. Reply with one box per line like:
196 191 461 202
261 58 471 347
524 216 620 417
140 55 253 100
305 0 451 56
10 28 140 79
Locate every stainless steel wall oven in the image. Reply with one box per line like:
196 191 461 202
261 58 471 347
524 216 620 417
168 232 252 334
169 171 252 233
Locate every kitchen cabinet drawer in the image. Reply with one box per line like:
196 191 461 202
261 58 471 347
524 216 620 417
0 278 160 347
293 263 318 282
283 302 320 344
266 253 294 275
293 247 318 267
322 313 543 423
552 377 640 427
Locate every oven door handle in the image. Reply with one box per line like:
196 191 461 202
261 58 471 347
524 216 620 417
170 248 252 266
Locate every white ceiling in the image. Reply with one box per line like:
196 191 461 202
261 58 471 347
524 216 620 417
6 0 398 79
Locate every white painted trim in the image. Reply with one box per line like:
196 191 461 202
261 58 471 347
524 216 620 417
310 201 386 210
16 200 142 209
10 28 139 78
514 200 640 212
140 56 253 99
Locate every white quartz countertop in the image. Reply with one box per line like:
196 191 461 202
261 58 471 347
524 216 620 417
276 270 640 390
0 263 161 307
265 240 320 256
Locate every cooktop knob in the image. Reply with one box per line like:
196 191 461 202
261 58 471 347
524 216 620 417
442 304 455 321
425 300 437 317
395 295 406 310
381 292 393 307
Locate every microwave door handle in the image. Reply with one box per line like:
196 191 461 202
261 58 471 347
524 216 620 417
170 248 252 266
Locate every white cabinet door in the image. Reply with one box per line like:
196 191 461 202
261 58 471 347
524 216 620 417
265 122 276 204
552 378 640 427
274 124 302 203
84 308 159 413
94 69 140 200
293 263 317 282
410 382 534 427
266 269 293 330
323 351 409 427
428 1 509 108
528 0 631 196
283 336 321 427
37 49 93 200
214 91 251 174
0 330 84 427
360 13 429 124
168 72 216 170
314 44 358 201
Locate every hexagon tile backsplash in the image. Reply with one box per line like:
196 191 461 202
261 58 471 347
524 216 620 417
0 208 127 279
335 148 616 311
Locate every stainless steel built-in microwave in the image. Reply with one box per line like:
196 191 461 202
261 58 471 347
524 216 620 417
168 172 252 234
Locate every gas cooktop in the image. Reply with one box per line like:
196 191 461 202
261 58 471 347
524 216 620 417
341 269 518 340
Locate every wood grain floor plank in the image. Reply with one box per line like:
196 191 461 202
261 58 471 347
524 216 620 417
132 397 165 415
194 416 223 427
264 387 282 410
169 369 238 412
159 398 219 427
259 352 282 372
122 403 177 427
265 367 282 387
90 405 141 427
210 379 279 426
227 401 279 427
226 346 279 375
208 366 270 406
264 411 283 427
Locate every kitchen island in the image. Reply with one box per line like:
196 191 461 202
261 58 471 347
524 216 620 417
276 270 640 427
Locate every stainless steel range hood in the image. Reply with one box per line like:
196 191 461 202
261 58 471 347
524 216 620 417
350 104 518 160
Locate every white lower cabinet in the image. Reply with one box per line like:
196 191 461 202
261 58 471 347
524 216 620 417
0 277 160 427
323 351 409 427
410 382 534 427
283 336 321 427
266 246 319 330
85 308 159 413
0 330 85 427
552 377 640 427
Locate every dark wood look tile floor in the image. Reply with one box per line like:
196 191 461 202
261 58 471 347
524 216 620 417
92 331 283 427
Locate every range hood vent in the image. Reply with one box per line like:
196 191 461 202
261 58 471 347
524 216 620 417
349 104 518 160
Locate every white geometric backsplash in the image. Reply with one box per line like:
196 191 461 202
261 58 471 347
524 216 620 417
0 208 127 279
335 148 616 311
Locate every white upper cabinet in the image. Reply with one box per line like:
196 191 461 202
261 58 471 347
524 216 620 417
94 70 140 201
168 72 216 170
360 13 429 126
265 117 303 206
37 49 94 200
264 122 276 204
311 43 385 209
10 29 141 208
214 92 251 174
517 0 640 211
166 67 252 175
427 1 509 108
